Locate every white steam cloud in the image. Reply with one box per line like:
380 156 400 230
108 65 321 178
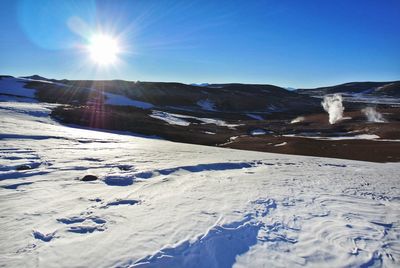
362 107 386 123
290 116 305 124
321 94 344 124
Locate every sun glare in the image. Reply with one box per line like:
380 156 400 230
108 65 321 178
87 34 121 65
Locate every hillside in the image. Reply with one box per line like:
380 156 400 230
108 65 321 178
1 75 400 162
25 78 320 114
297 81 400 98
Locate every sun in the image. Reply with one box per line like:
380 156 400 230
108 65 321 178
87 34 121 65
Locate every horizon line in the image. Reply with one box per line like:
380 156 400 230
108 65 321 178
3 73 400 90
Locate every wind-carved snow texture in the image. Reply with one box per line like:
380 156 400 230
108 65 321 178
0 96 400 267
362 107 386 123
134 162 255 179
321 94 344 124
132 199 277 268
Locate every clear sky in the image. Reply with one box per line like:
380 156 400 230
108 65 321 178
0 0 399 88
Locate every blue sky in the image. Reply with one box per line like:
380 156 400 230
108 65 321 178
0 0 399 88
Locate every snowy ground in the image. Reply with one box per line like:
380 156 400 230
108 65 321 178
0 77 36 99
104 92 154 109
1 98 400 267
149 110 241 129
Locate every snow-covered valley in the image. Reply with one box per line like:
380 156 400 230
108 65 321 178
1 95 400 267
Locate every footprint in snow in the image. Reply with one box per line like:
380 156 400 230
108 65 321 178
32 231 56 242
103 175 133 186
16 163 41 171
117 164 134 171
67 226 105 234
57 216 106 225
57 216 107 234
102 199 140 208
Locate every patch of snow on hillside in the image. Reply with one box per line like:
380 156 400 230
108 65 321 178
0 78 35 98
274 142 287 146
250 129 268 136
19 77 68 87
284 133 381 140
246 114 264 120
150 110 191 126
152 111 241 129
321 134 380 140
197 99 216 111
104 92 154 109
195 117 241 129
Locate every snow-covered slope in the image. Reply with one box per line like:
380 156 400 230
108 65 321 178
0 77 36 98
1 97 399 267
0 77 155 109
104 92 154 109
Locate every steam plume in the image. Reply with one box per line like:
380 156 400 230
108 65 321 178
321 94 344 124
362 107 386 123
290 116 305 124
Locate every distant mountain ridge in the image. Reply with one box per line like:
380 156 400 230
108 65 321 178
2 74 399 114
20 74 50 81
10 75 320 115
297 81 400 97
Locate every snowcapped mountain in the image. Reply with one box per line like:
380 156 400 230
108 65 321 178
1 76 400 267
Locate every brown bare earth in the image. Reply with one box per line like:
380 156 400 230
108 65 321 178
221 109 400 162
52 103 400 162
222 135 400 162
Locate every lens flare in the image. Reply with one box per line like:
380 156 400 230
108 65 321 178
87 34 121 65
